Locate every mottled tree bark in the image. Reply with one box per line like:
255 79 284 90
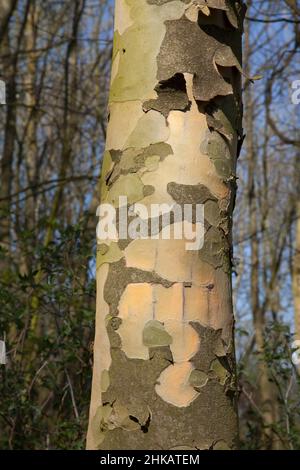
293 147 300 346
87 0 245 450
293 201 300 344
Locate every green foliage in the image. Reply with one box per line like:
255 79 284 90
238 321 300 450
0 216 95 449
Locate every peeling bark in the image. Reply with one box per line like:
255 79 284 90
293 201 300 343
87 0 245 450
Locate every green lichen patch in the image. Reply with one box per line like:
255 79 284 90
101 370 110 393
213 158 232 179
110 0 188 103
209 358 230 385
145 155 161 172
125 111 170 149
143 320 173 348
97 243 124 269
104 143 173 189
213 336 227 357
189 369 209 389
107 174 145 207
126 142 173 171
206 132 232 161
91 404 113 449
97 244 109 255
100 151 114 201
213 439 231 450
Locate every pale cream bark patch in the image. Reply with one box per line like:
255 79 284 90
139 75 229 208
105 101 144 151
163 320 200 363
118 283 153 360
155 362 199 408
125 110 170 149
114 0 133 35
117 282 201 385
110 50 121 84
116 275 231 407
124 235 215 285
110 0 189 104
87 264 111 449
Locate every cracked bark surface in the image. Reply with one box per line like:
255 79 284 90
87 0 245 450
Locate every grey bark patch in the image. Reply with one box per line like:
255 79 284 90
195 0 227 8
156 16 242 102
106 143 173 185
199 225 229 268
143 185 155 197
204 200 222 227
98 346 238 450
167 182 217 205
190 323 236 395
143 73 191 118
110 149 122 162
190 324 225 372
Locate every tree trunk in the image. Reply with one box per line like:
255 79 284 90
87 0 245 450
293 201 300 343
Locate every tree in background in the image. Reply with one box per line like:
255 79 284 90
0 0 112 449
236 0 300 450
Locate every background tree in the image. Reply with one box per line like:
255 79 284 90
236 0 300 450
0 0 112 449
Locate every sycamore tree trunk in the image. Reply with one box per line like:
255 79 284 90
293 201 300 344
293 146 300 345
87 0 245 450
